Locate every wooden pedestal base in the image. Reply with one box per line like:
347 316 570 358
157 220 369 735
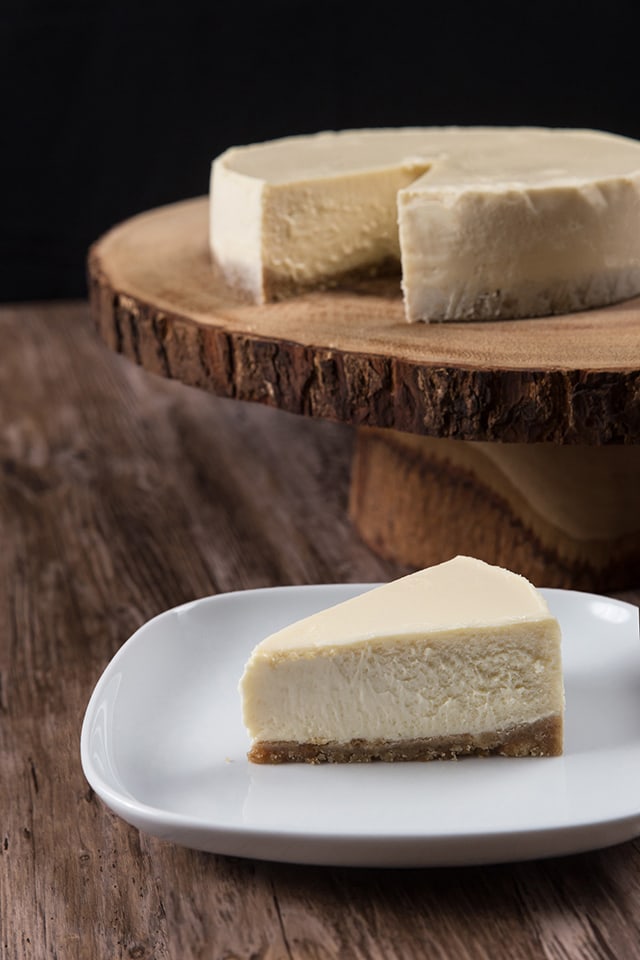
349 429 640 590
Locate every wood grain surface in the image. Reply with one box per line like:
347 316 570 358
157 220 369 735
1 301 640 960
88 198 640 445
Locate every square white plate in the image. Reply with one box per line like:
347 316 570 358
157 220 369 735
81 585 640 867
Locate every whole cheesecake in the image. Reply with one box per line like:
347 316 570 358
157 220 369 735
239 556 564 763
210 126 640 322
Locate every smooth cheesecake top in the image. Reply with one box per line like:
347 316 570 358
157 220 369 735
215 127 640 189
255 556 555 655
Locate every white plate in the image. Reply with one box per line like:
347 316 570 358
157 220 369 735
80 585 640 868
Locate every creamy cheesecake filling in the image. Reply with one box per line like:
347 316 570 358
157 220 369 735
210 126 640 321
242 621 562 744
259 166 430 296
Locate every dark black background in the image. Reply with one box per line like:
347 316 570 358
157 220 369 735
3 0 639 301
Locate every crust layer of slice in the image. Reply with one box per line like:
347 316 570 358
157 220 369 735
248 715 563 764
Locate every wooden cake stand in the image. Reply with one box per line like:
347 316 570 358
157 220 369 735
88 198 640 590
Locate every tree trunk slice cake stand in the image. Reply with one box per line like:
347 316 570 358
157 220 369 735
88 197 640 590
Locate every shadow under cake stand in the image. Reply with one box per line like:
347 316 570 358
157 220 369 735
88 197 640 591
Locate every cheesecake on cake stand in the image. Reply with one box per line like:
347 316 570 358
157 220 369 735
87 130 640 590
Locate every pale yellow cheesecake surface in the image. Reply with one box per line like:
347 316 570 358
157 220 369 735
239 556 564 763
210 126 640 322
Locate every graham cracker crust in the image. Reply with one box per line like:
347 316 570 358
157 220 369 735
247 715 563 764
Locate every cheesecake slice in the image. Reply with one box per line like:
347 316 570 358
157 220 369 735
240 556 564 763
210 126 640 321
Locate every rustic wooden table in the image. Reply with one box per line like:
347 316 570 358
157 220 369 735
2 301 639 959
